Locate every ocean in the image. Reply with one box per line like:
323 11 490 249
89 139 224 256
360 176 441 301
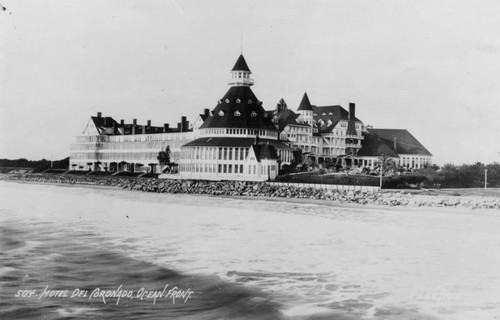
1 181 500 319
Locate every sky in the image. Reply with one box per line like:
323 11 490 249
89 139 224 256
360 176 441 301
1 0 499 165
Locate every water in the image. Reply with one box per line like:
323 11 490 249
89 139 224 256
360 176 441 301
1 181 500 319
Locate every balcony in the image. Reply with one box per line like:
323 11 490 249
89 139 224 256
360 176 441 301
346 133 363 139
228 78 254 86
345 143 361 148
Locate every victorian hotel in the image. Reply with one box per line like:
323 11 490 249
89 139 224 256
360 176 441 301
70 54 432 181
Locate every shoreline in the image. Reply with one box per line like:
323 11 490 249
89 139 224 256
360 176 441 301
2 173 499 212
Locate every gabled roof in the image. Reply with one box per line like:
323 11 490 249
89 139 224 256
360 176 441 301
358 129 432 157
297 92 313 111
199 113 210 121
311 105 362 134
91 116 118 129
231 54 251 72
200 86 276 130
269 108 310 132
252 143 278 161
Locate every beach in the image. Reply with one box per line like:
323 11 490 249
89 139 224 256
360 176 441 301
1 181 500 319
3 173 500 210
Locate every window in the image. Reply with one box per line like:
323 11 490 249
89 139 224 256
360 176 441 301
218 110 224 116
228 165 232 173
236 99 241 103
234 110 241 116
218 148 222 160
240 164 244 173
223 164 227 173
235 165 239 173
228 148 233 160
218 164 222 173
251 111 257 118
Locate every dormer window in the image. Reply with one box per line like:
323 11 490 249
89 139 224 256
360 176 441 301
248 99 253 104
234 110 241 116
218 99 222 104
322 113 326 116
225 98 230 103
328 112 333 115
236 99 241 103
251 111 257 118
218 110 225 116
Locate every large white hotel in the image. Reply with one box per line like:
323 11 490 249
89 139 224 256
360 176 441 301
70 54 432 181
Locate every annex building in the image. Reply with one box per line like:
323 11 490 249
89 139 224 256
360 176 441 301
69 54 432 180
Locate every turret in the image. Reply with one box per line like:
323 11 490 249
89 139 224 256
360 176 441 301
297 92 314 126
228 54 254 87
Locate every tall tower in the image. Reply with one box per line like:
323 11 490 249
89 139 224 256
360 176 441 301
228 54 254 87
297 92 314 126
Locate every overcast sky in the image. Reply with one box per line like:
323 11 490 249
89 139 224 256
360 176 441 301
1 0 499 165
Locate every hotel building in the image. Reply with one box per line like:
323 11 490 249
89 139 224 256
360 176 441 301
69 54 432 178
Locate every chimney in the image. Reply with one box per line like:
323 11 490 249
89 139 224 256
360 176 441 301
141 125 146 134
120 120 125 135
348 103 355 120
163 123 169 133
177 122 181 131
181 116 187 132
147 120 151 127
204 108 210 117
97 112 102 118
113 122 117 134
132 119 137 135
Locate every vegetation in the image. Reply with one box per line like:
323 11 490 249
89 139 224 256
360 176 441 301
275 162 500 189
157 146 171 166
0 157 69 173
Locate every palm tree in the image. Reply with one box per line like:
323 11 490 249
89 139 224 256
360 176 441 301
377 153 396 188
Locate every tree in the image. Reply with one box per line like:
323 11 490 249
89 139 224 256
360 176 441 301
157 146 171 166
377 153 396 189
376 153 396 175
292 148 303 165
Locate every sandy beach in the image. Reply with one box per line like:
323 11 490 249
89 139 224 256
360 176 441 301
2 181 500 320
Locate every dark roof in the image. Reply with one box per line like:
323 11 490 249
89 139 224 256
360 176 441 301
182 137 293 151
252 144 278 161
268 108 310 132
91 116 185 135
200 86 277 131
91 116 118 128
231 54 251 72
297 92 313 111
358 129 432 157
312 105 361 134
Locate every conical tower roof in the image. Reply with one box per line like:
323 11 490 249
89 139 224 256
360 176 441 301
231 54 251 72
297 92 313 111
200 86 276 130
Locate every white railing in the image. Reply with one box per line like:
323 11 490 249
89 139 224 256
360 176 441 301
267 182 379 192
